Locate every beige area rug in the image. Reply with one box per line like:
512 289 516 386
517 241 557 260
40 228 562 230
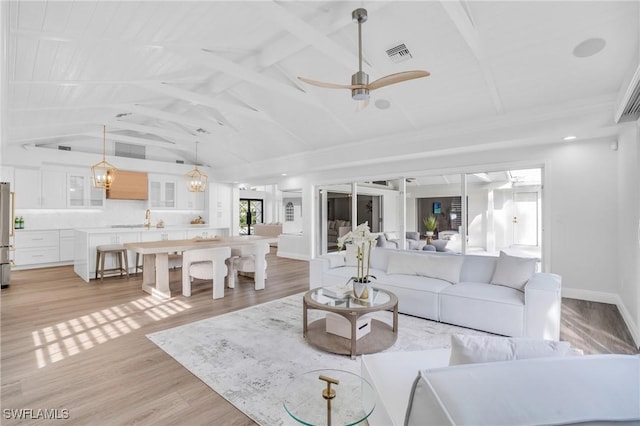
147 294 488 425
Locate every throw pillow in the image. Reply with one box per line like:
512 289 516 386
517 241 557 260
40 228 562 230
490 251 538 291
431 239 448 252
449 334 571 366
415 254 464 284
386 252 421 276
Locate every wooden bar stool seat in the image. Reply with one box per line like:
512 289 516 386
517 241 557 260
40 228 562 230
95 244 129 280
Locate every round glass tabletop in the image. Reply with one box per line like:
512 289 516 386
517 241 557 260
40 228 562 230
283 369 376 425
309 287 391 309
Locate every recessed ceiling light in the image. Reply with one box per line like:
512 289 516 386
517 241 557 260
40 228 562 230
281 173 287 176
563 135 577 141
375 99 391 110
572 38 606 58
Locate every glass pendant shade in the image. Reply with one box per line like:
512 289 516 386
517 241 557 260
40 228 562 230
91 125 117 189
184 141 207 192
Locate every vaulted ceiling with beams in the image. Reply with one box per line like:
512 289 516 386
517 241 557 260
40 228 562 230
4 1 639 183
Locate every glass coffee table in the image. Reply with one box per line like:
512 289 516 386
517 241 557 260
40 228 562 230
283 368 376 426
303 287 398 359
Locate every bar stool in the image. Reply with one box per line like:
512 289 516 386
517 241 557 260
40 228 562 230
95 244 129 280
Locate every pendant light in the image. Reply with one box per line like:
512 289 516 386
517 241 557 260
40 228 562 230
184 141 208 192
91 125 117 189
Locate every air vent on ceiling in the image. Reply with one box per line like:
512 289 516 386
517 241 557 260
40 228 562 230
175 160 184 164
386 43 412 64
115 142 145 159
58 145 71 151
615 63 640 123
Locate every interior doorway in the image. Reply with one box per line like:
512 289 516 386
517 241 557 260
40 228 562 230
239 198 263 235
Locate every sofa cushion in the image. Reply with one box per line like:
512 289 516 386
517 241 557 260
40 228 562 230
459 255 497 283
327 254 345 269
416 254 464 284
439 282 525 336
449 334 571 366
491 251 537 291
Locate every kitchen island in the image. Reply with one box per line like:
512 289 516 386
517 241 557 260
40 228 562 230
73 225 228 283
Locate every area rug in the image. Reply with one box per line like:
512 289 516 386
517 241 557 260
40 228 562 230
147 294 488 425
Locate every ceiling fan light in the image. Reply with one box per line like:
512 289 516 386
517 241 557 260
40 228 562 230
351 71 369 100
352 89 370 101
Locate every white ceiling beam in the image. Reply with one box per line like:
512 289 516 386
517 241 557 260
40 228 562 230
135 82 274 124
166 45 320 109
127 104 225 134
439 0 504 114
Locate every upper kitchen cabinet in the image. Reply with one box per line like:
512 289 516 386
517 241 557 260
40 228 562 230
178 182 206 210
14 168 66 209
67 171 105 208
209 183 231 228
149 175 177 209
0 166 14 185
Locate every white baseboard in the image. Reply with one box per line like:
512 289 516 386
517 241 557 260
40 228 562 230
276 251 311 261
562 287 640 349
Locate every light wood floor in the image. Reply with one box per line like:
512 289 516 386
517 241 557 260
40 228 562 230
1 251 637 425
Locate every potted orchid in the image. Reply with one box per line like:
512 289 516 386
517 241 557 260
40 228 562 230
337 221 378 299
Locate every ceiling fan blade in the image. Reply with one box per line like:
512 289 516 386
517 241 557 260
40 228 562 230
297 76 357 90
367 70 430 91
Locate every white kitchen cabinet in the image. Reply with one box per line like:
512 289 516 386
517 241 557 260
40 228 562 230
59 229 75 262
149 176 177 209
14 168 40 208
67 172 105 208
0 166 14 186
209 183 231 228
14 230 60 266
139 230 186 242
14 168 67 209
178 184 206 210
88 232 138 277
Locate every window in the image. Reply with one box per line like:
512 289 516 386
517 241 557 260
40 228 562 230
285 202 294 222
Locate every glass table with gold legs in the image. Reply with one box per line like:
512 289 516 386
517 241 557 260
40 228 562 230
283 369 376 426
303 287 399 360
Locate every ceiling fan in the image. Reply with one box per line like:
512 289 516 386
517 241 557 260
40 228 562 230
298 8 430 106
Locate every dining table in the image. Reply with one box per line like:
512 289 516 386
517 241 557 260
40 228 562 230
124 235 271 299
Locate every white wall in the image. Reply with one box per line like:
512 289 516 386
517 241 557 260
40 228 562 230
616 124 640 345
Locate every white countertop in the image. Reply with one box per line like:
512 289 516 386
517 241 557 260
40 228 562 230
74 224 218 233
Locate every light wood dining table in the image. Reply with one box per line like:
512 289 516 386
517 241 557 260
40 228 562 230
124 235 271 299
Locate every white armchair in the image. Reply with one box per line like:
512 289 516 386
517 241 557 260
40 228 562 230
226 242 270 289
181 247 231 299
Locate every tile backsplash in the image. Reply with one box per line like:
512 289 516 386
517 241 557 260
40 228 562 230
15 199 206 230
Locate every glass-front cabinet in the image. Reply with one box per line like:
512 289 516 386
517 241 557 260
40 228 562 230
148 176 176 209
67 172 104 208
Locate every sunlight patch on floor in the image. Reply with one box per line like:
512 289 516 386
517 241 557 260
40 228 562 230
31 296 192 368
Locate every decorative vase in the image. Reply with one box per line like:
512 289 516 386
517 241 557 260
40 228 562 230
353 279 370 299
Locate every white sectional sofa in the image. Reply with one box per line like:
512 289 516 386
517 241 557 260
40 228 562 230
361 347 640 426
309 247 561 339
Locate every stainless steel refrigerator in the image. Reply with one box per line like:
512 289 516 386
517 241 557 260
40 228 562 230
1 182 12 288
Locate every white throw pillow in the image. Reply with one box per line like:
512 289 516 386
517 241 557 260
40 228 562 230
490 251 537 291
449 334 571 366
345 243 375 267
416 254 464 284
386 253 422 276
384 231 399 241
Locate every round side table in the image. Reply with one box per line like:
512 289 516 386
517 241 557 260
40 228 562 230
283 369 376 426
